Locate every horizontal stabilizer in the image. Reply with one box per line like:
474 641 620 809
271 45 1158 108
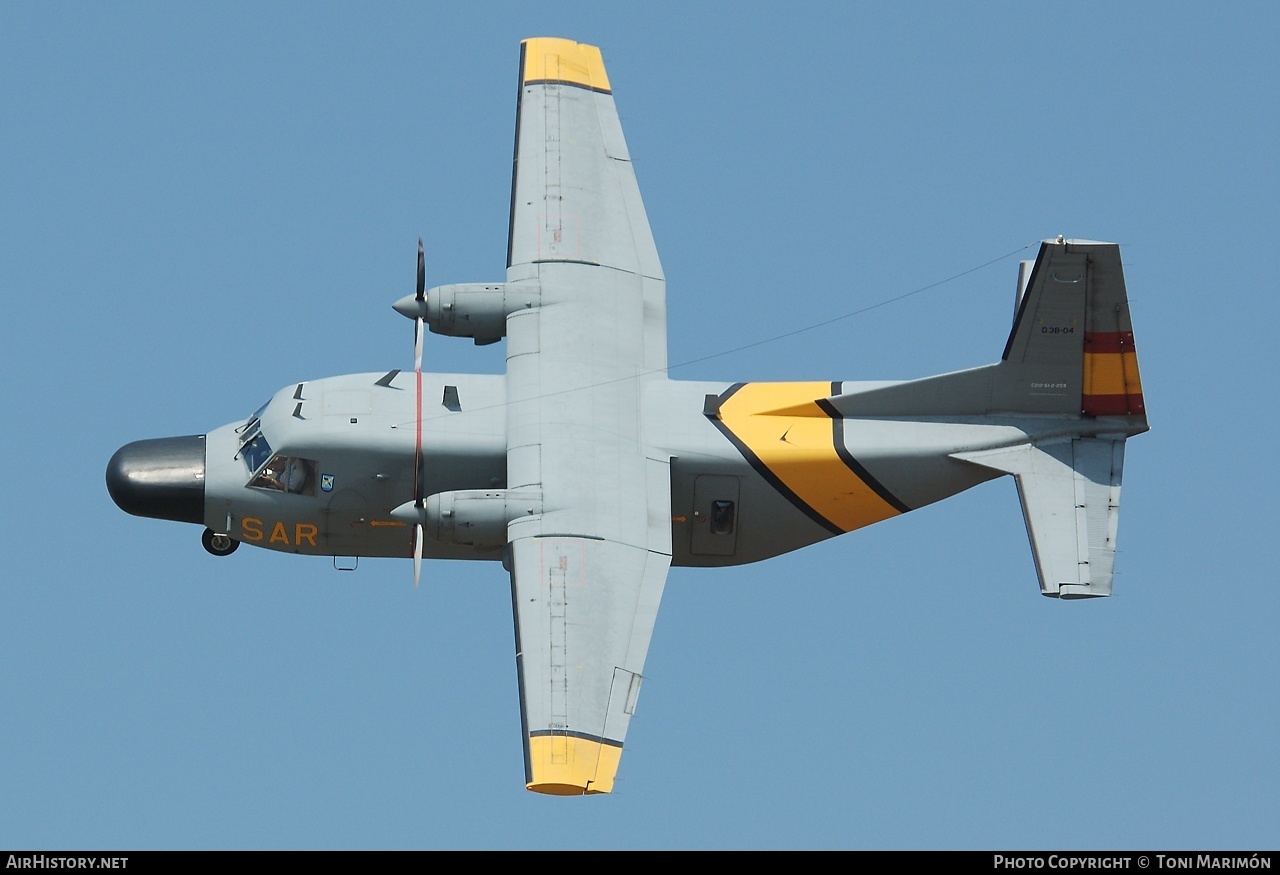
954 438 1125 599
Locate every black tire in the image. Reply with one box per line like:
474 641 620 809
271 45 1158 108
202 528 240 556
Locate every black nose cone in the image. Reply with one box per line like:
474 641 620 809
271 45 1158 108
106 435 206 524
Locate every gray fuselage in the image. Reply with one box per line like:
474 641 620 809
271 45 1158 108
162 370 1021 567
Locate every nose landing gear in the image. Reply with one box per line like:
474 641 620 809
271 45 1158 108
202 528 239 556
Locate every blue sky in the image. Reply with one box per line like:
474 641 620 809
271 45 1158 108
2 2 1277 850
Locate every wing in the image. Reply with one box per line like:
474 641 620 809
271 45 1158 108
503 37 672 794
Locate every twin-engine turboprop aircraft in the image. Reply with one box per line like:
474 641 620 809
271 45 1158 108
107 38 1149 796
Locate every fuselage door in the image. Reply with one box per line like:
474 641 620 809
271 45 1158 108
323 487 368 556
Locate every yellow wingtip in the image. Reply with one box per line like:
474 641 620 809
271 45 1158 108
520 37 611 93
525 734 623 796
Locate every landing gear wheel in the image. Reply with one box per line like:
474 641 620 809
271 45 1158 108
202 528 239 556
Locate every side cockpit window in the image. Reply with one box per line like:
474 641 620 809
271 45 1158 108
237 410 316 495
249 455 317 495
240 432 273 475
244 400 269 433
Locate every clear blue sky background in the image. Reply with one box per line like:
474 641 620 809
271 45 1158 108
2 2 1276 851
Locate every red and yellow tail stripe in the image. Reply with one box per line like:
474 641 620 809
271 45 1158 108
1082 331 1144 416
709 382 909 535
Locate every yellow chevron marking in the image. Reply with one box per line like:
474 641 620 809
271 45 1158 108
526 734 622 795
522 37 611 92
717 382 901 533
1083 352 1143 396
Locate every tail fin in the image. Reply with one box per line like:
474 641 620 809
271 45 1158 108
997 238 1146 418
825 238 1148 598
825 238 1148 425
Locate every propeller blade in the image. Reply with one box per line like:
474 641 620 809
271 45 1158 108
412 238 426 588
414 317 424 375
416 237 426 302
412 324 425 540
413 522 423 588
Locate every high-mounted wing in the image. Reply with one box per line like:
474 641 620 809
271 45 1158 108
503 38 671 794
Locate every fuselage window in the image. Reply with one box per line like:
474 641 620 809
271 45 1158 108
249 455 317 495
709 500 736 535
240 433 274 474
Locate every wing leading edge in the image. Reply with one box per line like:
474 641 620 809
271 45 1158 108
504 37 671 794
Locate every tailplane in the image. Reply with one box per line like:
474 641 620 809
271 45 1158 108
953 438 1124 598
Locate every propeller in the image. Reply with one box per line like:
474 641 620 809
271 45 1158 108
412 238 426 586
388 238 433 585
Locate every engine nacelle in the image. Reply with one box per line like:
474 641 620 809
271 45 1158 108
393 489 543 548
393 283 541 345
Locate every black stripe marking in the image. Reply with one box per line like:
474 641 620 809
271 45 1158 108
509 558 532 785
707 383 844 537
530 258 602 267
1002 241 1049 361
715 382 745 407
522 78 612 95
507 42 527 269
529 728 624 748
816 395 912 514
533 533 605 541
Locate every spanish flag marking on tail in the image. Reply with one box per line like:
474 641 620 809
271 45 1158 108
1082 330 1144 415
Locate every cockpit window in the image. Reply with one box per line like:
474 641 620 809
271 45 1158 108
240 433 273 474
238 400 271 439
249 454 317 495
246 400 269 430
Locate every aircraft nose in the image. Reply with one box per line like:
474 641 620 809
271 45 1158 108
106 435 207 524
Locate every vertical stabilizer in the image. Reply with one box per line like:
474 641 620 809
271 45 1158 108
824 239 1148 424
995 239 1146 419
